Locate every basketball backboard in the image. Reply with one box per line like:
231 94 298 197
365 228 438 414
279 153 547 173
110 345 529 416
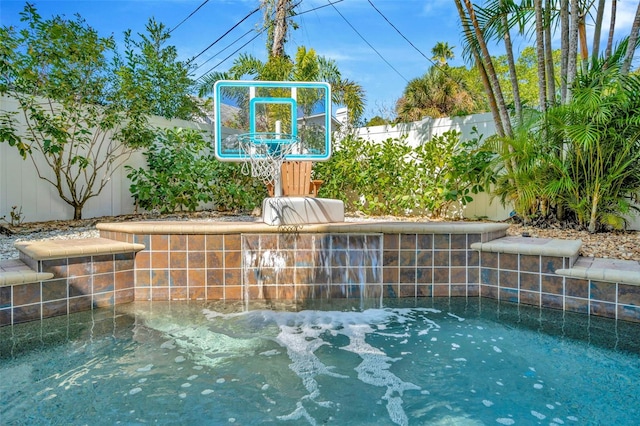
213 80 332 161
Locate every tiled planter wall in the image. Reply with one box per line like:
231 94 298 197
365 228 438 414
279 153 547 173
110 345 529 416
2 225 639 326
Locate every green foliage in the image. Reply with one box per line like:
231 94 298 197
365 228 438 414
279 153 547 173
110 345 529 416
414 130 493 218
209 161 268 212
127 128 265 214
395 66 483 121
493 47 561 109
546 51 640 232
198 46 365 125
0 5 151 220
486 43 640 232
0 5 197 220
315 131 491 218
364 116 391 127
117 19 203 121
483 108 557 220
127 128 213 213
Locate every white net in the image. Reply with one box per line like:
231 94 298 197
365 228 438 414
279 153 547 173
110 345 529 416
238 133 299 184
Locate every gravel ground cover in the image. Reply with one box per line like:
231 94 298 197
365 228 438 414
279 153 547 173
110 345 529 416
1 212 639 262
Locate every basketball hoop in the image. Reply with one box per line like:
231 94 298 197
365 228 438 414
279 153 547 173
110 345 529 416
237 132 299 184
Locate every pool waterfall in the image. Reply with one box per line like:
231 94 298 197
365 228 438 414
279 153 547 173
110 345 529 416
242 233 383 309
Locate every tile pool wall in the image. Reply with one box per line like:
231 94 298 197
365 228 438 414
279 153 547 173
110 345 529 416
1 221 639 325
1 252 136 325
478 251 640 322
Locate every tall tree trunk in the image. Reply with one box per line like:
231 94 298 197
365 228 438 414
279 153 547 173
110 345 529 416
560 0 569 103
592 0 605 58
462 0 513 136
502 0 522 122
535 0 547 111
578 12 589 71
621 2 640 75
454 0 505 137
605 0 617 60
566 0 580 101
271 0 289 58
544 0 556 105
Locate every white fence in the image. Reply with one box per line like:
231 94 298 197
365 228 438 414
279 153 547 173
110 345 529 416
1 96 638 229
354 112 496 147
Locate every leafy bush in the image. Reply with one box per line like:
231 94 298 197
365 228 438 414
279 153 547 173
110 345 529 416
127 127 266 214
209 161 268 212
127 128 215 213
485 46 640 232
315 130 490 218
414 130 492 218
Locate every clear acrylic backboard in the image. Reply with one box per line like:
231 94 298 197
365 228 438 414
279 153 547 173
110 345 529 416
213 80 332 162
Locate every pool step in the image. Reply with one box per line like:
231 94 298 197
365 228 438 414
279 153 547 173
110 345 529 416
14 237 145 261
556 257 640 285
1 237 144 288
471 236 640 285
470 235 582 267
0 259 53 286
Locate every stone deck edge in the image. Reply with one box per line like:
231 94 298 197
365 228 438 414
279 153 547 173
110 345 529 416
96 220 511 235
0 269 53 286
556 267 640 285
470 236 582 258
14 237 146 261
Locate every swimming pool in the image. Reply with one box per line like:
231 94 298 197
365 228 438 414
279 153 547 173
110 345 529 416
1 298 639 425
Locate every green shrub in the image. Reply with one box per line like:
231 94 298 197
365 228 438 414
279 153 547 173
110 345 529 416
209 161 268 212
127 127 266 214
315 130 490 218
127 128 214 213
414 130 492 218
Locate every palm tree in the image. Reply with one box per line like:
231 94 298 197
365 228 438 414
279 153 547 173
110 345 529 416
546 44 640 232
476 0 524 121
456 0 513 137
395 68 476 121
431 42 455 66
197 46 365 125
621 1 640 75
454 0 506 137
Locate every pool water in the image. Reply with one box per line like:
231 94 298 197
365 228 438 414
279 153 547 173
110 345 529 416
1 298 639 425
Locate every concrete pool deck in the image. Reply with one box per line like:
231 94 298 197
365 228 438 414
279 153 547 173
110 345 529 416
1 220 639 325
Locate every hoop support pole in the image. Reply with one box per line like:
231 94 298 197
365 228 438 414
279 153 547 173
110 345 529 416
274 121 283 197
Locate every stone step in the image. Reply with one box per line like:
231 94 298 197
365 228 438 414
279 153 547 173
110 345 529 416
471 235 582 266
0 259 53 286
14 237 145 261
556 257 640 285
1 238 145 287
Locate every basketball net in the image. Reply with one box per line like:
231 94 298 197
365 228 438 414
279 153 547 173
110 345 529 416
237 133 299 184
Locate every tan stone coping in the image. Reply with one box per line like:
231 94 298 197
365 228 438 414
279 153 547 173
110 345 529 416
97 220 510 235
0 259 53 286
556 257 640 285
15 238 146 261
471 236 582 258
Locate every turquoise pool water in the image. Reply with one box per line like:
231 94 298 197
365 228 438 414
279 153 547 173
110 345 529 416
1 298 639 425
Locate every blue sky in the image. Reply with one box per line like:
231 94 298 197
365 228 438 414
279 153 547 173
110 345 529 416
1 0 637 120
